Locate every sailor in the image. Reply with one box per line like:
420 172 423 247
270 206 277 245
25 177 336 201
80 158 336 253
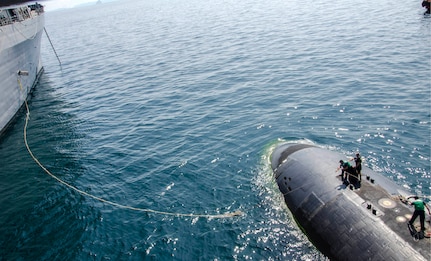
422 0 431 14
339 160 356 181
408 196 431 232
338 160 347 180
353 153 362 181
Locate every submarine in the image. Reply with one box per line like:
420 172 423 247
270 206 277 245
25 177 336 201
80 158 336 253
270 142 430 261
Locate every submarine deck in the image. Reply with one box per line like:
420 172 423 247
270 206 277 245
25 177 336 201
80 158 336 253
340 170 430 260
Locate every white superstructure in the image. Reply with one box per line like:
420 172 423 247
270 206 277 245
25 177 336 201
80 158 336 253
0 3 44 135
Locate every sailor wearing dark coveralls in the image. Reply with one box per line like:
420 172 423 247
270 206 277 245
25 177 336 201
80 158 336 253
354 153 362 181
423 0 431 14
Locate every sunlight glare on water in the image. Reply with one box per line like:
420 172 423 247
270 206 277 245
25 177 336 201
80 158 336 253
0 0 429 259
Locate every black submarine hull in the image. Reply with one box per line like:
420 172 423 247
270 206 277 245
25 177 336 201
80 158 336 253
270 142 430 261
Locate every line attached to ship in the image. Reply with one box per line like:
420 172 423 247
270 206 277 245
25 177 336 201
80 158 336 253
22 99 242 219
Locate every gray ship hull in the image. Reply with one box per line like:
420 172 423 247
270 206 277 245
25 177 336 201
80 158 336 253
271 142 430 261
0 5 44 135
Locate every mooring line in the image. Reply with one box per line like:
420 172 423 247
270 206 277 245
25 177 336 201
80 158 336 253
23 101 243 219
43 27 62 68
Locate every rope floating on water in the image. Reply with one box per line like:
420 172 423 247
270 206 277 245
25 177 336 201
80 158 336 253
23 100 243 219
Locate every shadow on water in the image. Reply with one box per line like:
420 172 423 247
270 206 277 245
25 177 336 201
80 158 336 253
0 73 98 260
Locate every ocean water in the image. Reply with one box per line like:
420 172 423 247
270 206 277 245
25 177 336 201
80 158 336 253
0 0 430 260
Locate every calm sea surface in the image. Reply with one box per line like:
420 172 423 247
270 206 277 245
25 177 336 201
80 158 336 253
1 0 430 260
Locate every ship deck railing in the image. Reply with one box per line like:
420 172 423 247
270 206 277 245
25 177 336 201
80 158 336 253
0 5 43 27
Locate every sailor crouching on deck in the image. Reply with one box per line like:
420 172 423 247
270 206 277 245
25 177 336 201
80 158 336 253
338 160 359 184
408 196 431 233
